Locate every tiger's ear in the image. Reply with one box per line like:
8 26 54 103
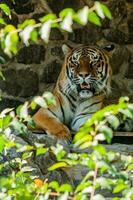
62 44 73 55
103 44 115 52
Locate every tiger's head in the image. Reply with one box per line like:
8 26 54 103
58 44 114 99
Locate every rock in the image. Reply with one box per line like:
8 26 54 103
13 0 34 14
125 60 133 79
103 29 126 44
127 12 133 32
51 46 64 59
17 45 45 64
41 60 61 83
110 46 130 75
0 98 22 112
0 68 21 96
47 0 84 14
0 68 39 97
17 69 39 97
2 12 18 27
69 25 103 44
107 0 127 19
50 29 64 40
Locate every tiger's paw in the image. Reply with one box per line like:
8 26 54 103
56 129 71 140
53 126 71 141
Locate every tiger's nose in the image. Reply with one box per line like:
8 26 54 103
78 72 89 78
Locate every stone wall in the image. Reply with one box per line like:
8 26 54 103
0 0 133 109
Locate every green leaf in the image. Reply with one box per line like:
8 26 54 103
40 20 52 43
94 144 107 156
93 194 105 200
30 29 38 43
0 71 5 79
79 141 92 149
88 11 101 26
106 115 119 129
19 102 29 119
113 183 127 193
75 182 90 193
59 184 72 192
20 25 34 46
95 2 105 19
48 162 67 171
101 4 112 20
99 125 113 143
59 8 75 19
0 4 11 16
0 17 6 25
34 96 47 108
36 147 48 156
0 135 7 153
74 134 92 148
18 19 35 29
3 25 19 56
87 158 95 169
30 100 37 110
43 92 56 106
127 163 133 171
49 181 59 191
58 192 69 200
119 108 133 119
40 14 57 23
74 6 89 25
60 12 73 32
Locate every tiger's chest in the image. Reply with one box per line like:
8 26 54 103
68 97 103 132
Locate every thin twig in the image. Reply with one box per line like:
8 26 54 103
90 165 98 200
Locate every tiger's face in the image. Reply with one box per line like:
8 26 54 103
62 44 113 99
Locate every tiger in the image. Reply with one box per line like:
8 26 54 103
29 44 114 140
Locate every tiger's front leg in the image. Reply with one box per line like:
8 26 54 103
29 108 71 140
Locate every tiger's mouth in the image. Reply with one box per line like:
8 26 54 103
77 82 96 98
80 82 90 89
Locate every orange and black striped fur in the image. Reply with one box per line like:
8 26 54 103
30 44 114 140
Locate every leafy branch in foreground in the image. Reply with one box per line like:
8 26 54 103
0 97 133 199
0 1 112 57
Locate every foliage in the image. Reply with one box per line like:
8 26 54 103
0 96 133 199
0 1 112 57
0 2 133 200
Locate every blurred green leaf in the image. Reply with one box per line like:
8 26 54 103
74 6 89 25
0 4 11 16
106 115 120 129
99 125 113 143
101 4 112 20
48 162 67 171
59 184 72 192
49 181 59 191
113 182 127 193
95 1 105 19
88 11 101 26
36 147 48 156
40 20 52 43
18 19 35 29
59 8 75 19
60 12 73 32
40 14 57 23
0 17 6 25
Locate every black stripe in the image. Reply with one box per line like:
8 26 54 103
58 97 65 122
72 112 95 127
66 65 71 79
101 63 108 82
48 108 58 118
83 100 102 111
64 93 76 112
69 93 76 101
